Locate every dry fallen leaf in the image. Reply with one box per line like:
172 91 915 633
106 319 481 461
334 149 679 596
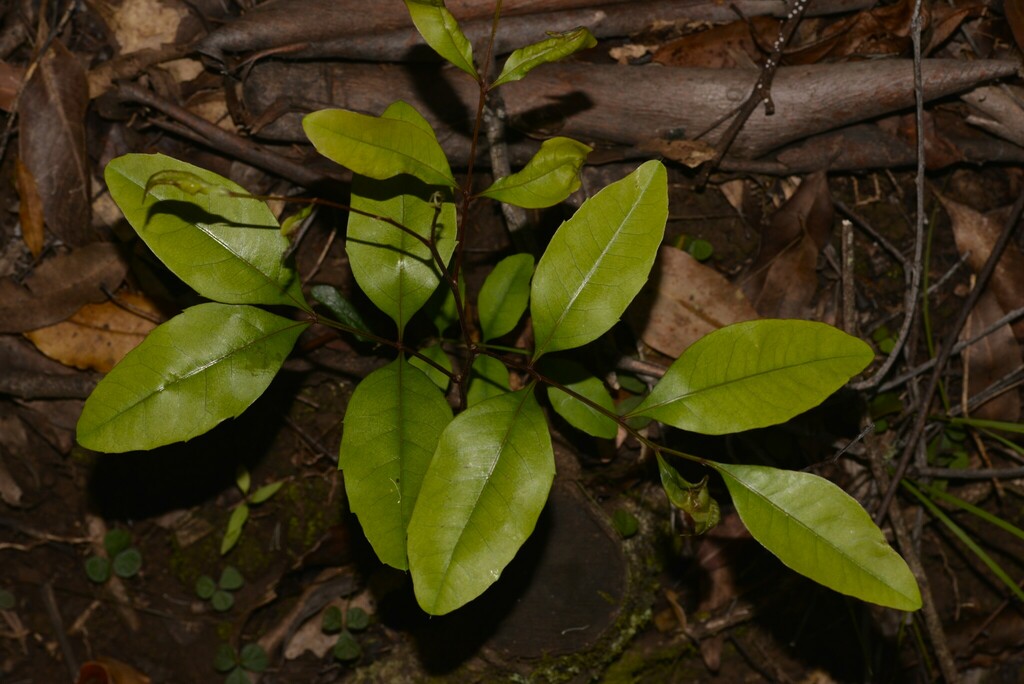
0 243 128 333
76 656 152 684
24 292 163 372
961 290 1022 422
15 158 45 257
938 192 1024 339
18 40 91 246
742 172 833 318
629 246 758 357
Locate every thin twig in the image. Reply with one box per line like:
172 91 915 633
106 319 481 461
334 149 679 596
696 0 810 185
40 582 79 681
834 200 907 267
916 465 1024 480
111 83 333 188
877 307 1024 392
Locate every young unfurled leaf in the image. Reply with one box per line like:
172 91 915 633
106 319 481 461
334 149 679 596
408 388 554 614
76 303 308 453
466 354 511 406
409 343 452 390
492 27 597 87
303 102 456 188
235 465 251 496
143 169 233 199
478 253 534 341
478 138 591 209
310 284 375 343
250 481 283 504
656 454 720 534
531 160 667 359
715 463 921 611
544 360 617 439
339 358 453 570
105 154 306 309
403 0 478 80
345 102 457 338
629 320 873 435
221 504 249 554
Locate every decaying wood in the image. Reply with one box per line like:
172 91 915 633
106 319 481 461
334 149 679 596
199 0 874 64
197 0 873 64
242 59 1019 162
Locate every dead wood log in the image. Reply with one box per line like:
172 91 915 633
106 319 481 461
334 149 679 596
242 58 1020 161
199 0 874 63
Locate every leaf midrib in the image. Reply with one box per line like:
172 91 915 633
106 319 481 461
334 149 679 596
631 352 865 417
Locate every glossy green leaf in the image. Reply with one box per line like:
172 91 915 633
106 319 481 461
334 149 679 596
339 358 453 570
250 481 283 504
656 455 720 534
403 0 478 79
303 102 456 188
630 320 873 434
409 343 452 390
545 362 617 439
346 104 457 337
310 284 374 343
77 304 307 453
408 388 554 614
492 27 597 87
221 504 249 554
478 253 534 341
531 160 667 359
715 463 921 611
478 138 591 208
426 274 464 336
466 354 511 406
105 154 305 308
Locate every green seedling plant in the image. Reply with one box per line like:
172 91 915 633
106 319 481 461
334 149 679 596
214 642 268 684
322 605 370 662
76 0 922 616
196 565 245 612
222 465 284 554
85 529 142 583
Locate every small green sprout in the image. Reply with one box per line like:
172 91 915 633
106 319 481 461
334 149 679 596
86 529 142 583
196 566 245 612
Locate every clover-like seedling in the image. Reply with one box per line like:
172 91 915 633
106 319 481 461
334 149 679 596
196 566 245 612
0 589 15 610
213 642 268 684
321 605 370 662
85 529 142 583
221 465 284 555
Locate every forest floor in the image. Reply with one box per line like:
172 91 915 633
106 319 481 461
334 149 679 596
2 0 1024 682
